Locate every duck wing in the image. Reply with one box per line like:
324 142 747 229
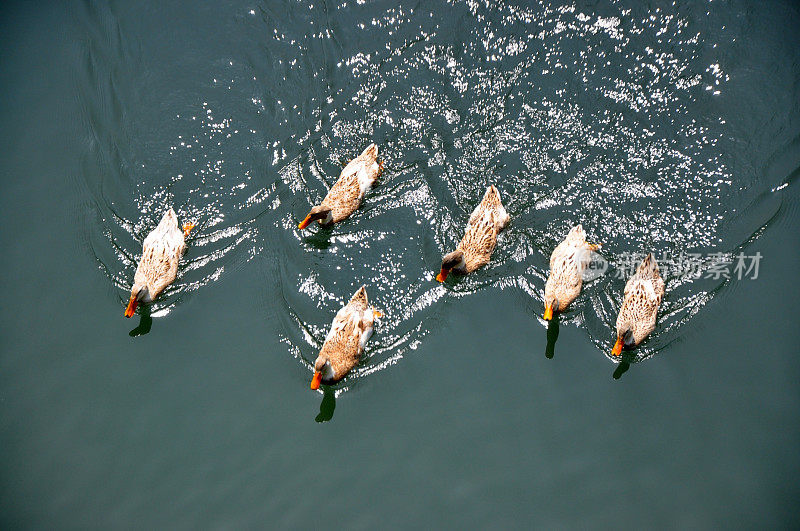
459 206 499 272
321 170 362 222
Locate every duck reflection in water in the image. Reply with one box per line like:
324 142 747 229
128 304 152 337
545 312 560 359
315 386 336 423
301 224 333 251
613 360 631 380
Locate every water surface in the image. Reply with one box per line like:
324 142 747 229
1 0 798 528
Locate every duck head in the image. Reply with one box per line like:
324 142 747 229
125 283 149 318
298 206 333 230
311 356 335 390
436 250 464 282
543 296 559 321
612 328 634 357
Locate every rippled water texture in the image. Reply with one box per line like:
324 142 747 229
78 1 799 379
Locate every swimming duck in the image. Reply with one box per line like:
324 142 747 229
311 286 381 389
298 143 382 230
436 185 510 282
612 253 665 356
124 208 194 317
543 225 600 320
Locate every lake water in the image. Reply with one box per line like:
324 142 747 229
1 0 798 527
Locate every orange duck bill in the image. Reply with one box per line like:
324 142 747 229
124 295 138 318
543 304 554 321
611 337 624 357
297 215 314 230
310 371 323 390
435 268 450 282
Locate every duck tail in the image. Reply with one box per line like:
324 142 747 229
638 253 661 279
361 143 378 160
349 285 369 309
156 208 178 231
483 185 503 208
569 224 586 241
483 185 509 229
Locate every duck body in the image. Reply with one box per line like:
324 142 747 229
125 208 194 317
436 185 509 282
298 144 381 229
311 286 381 389
543 225 600 319
612 253 665 356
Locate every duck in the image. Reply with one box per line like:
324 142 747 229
298 143 382 230
311 286 381 389
612 253 665 356
124 208 194 317
436 185 510 282
543 225 600 320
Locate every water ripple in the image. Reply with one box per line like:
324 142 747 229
76 1 799 378
276 0 794 377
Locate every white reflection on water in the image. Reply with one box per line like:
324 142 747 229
275 0 758 380
79 0 787 383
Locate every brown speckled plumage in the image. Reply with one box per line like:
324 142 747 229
133 208 188 301
616 253 665 346
319 144 380 223
544 225 598 313
451 185 510 273
316 286 378 383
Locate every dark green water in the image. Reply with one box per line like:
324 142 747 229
1 0 799 527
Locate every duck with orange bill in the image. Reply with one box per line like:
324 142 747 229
310 286 382 390
612 253 664 357
298 143 382 231
124 208 194 318
436 185 509 283
543 225 601 320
